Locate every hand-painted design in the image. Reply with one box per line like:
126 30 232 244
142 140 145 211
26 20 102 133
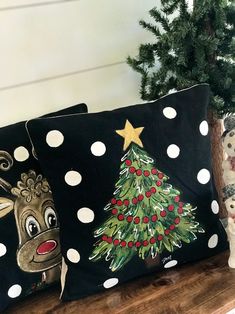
89 120 204 272
0 151 14 192
0 164 61 284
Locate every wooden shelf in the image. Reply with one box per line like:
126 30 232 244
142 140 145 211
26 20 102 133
6 250 235 314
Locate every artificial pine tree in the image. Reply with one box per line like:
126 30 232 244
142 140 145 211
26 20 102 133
89 120 204 272
127 0 235 117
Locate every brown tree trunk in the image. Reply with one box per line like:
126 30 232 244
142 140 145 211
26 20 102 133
208 111 227 218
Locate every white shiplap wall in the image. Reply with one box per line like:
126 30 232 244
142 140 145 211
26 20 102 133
0 0 157 126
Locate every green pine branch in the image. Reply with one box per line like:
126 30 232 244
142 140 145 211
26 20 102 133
127 0 235 117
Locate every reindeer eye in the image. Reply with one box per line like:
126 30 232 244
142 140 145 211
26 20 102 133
25 216 40 237
44 207 57 228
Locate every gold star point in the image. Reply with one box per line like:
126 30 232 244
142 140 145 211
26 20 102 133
116 120 144 151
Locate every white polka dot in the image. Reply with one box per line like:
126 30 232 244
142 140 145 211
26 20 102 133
167 144 180 159
103 278 119 289
199 120 209 136
164 260 178 268
208 234 218 248
77 207 95 223
8 284 22 298
67 248 80 263
14 146 29 162
91 141 106 157
65 170 82 186
46 130 64 147
163 107 177 119
211 200 219 214
0 243 7 257
197 169 211 184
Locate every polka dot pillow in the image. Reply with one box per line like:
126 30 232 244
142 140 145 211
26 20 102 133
27 84 227 302
0 103 87 312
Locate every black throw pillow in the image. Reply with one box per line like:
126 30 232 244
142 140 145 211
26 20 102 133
27 85 227 302
0 103 87 312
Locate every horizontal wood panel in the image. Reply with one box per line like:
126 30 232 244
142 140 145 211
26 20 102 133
0 0 68 9
0 0 156 88
0 62 142 127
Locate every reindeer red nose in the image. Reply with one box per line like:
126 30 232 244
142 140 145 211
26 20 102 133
36 240 57 255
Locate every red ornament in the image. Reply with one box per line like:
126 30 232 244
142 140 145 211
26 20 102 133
156 181 162 187
118 214 124 221
143 216 149 223
126 215 133 222
151 214 158 222
125 159 132 166
179 202 184 207
111 198 116 205
102 235 107 241
174 196 180 202
138 194 144 201
157 235 163 241
168 204 174 211
120 241 126 247
129 167 136 174
158 173 164 179
144 170 150 177
160 210 167 217
134 217 140 224
112 208 118 215
135 241 141 248
145 191 151 198
174 217 180 224
150 237 156 244
132 197 138 204
113 239 120 246
128 241 134 247
123 199 130 206
178 207 183 214
169 224 175 230
164 229 170 235
117 200 123 206
136 169 142 176
150 187 156 194
151 168 157 175
143 240 149 246
107 237 113 243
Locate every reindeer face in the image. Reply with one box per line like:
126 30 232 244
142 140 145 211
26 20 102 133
15 192 61 273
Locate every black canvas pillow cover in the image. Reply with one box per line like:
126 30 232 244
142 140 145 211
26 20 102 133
27 84 227 302
0 103 87 312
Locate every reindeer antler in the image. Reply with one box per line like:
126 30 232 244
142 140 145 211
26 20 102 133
0 151 13 192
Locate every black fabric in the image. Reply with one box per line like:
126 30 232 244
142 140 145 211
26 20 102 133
0 103 87 312
27 85 228 302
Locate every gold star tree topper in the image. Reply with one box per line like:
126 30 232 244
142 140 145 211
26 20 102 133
116 119 144 151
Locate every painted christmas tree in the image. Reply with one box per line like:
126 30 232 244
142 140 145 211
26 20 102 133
89 120 204 271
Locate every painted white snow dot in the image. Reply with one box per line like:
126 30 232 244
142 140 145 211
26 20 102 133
77 207 95 223
65 170 82 186
211 200 219 214
14 146 29 162
208 234 218 248
8 284 22 298
67 248 80 263
167 144 180 159
103 278 119 289
199 120 209 136
197 169 211 184
46 130 64 147
91 141 106 156
0 243 7 257
163 107 177 119
164 260 178 269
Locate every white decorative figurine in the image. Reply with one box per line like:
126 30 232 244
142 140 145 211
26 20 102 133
222 115 235 186
222 115 235 268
